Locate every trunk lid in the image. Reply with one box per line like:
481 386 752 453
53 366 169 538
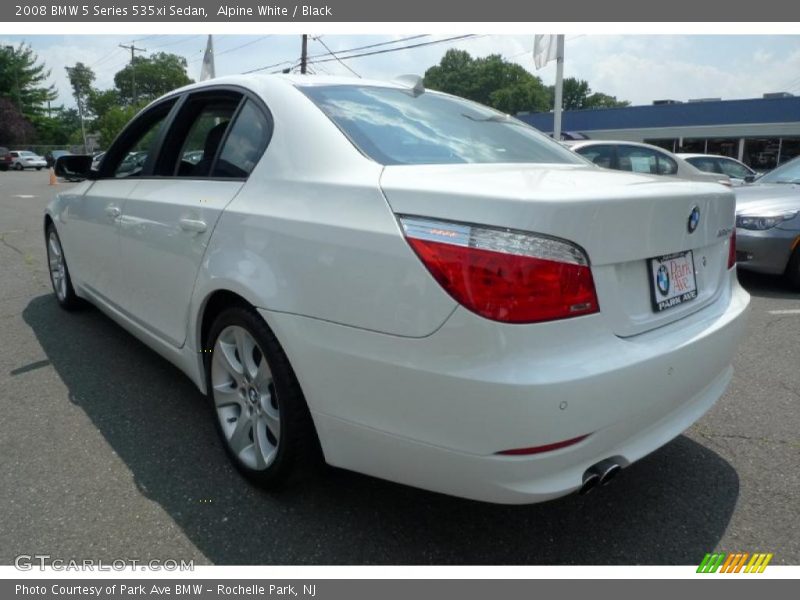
380 163 735 337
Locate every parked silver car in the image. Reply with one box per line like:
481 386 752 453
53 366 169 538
568 140 731 187
9 150 47 170
677 153 759 187
735 156 800 287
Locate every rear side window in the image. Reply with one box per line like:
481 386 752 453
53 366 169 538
300 85 583 166
213 100 271 178
617 146 659 174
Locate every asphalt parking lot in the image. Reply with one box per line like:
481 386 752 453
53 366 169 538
1 169 798 566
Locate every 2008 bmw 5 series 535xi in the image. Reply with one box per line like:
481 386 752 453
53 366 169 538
45 74 749 504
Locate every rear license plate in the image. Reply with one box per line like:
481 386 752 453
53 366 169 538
648 251 698 312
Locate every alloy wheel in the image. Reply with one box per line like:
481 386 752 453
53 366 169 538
47 231 67 302
210 325 280 470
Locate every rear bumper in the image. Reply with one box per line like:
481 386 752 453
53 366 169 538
261 274 749 504
736 227 798 275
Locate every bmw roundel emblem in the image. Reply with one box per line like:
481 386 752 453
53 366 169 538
687 206 701 233
656 265 670 296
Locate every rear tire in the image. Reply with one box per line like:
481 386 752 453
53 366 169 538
36 166 42 171
45 223 81 310
205 306 321 488
786 247 800 289
15 163 23 171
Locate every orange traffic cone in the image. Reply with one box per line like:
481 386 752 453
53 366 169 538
48 167 57 186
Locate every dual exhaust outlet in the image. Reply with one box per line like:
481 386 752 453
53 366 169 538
579 458 622 495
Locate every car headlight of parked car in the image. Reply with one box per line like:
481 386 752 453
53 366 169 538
736 211 799 230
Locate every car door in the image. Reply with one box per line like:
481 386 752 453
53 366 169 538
60 99 177 306
116 90 272 347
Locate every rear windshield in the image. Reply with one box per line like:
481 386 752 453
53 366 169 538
300 85 583 167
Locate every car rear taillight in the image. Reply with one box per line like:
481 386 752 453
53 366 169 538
399 216 599 324
728 230 736 269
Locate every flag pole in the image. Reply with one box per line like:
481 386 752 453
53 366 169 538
553 34 565 141
200 35 215 81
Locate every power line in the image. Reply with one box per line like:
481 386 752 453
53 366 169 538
313 36 361 78
215 35 271 57
305 34 431 61
308 35 479 66
242 58 300 75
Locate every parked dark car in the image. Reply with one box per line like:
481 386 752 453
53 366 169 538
46 149 72 168
0 147 12 171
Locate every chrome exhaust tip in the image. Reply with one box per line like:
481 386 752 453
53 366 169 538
578 471 601 495
580 459 622 494
598 462 621 486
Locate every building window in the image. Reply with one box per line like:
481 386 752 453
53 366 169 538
744 138 781 171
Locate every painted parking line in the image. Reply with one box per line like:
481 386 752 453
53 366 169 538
768 309 800 315
12 195 37 199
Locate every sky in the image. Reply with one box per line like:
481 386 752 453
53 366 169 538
2 34 800 110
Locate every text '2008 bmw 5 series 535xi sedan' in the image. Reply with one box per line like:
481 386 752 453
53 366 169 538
46 74 749 504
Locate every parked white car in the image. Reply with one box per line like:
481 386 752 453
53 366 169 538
677 153 759 186
46 75 749 504
568 140 732 187
10 150 47 170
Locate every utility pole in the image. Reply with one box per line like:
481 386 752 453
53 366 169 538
300 34 308 74
119 43 146 104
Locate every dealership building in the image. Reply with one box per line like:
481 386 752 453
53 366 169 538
517 93 800 170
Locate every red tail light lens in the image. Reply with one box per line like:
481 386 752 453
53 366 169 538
399 216 599 324
728 230 736 269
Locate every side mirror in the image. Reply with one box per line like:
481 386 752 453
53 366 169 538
54 155 94 181
744 175 755 184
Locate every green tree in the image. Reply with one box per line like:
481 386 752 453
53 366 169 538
86 88 121 119
424 50 550 114
114 52 192 105
33 108 82 145
0 97 36 145
0 43 57 121
95 104 142 148
65 62 95 117
550 77 630 110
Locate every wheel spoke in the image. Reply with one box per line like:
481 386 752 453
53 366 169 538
214 338 244 384
262 401 281 441
213 381 243 408
252 420 270 470
48 235 61 259
228 414 253 456
253 360 272 391
234 328 258 381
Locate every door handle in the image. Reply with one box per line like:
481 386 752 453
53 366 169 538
105 205 121 218
179 218 207 233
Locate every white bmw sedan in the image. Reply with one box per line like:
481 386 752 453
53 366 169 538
46 75 749 504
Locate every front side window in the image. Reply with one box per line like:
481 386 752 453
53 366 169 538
300 85 583 166
685 157 720 174
103 100 176 178
717 158 752 179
